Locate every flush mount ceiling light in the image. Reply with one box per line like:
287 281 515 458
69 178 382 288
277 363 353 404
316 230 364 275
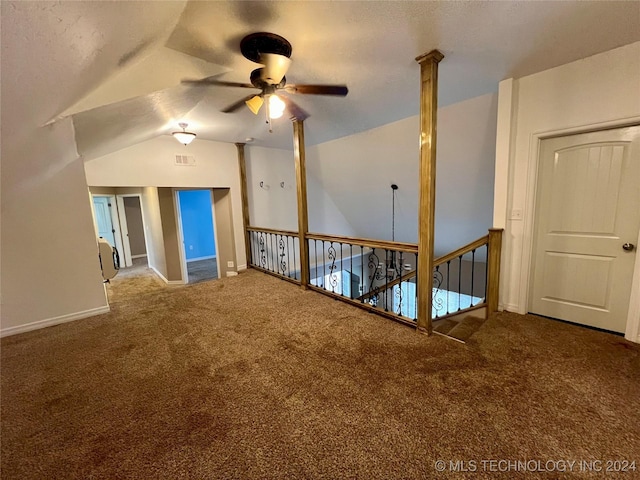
172 122 196 145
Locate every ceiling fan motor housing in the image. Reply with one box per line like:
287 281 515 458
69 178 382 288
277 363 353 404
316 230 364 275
240 32 292 62
250 68 286 90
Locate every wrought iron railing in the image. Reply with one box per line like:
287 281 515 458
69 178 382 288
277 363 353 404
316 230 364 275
432 235 489 320
247 227 300 284
306 233 418 326
245 226 502 334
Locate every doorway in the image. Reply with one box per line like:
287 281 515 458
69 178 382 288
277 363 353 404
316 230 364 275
176 189 218 284
91 195 125 260
115 194 148 269
529 126 640 333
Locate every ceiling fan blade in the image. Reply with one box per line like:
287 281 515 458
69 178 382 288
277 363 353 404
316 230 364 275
182 78 256 89
222 94 261 113
259 53 292 85
284 84 348 96
280 96 310 121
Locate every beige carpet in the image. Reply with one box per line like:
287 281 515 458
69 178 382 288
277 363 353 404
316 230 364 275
2 268 639 479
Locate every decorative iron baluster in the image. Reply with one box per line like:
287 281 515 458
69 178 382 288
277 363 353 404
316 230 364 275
340 243 344 296
360 246 365 303
471 248 476 306
396 251 404 316
322 240 326 289
327 242 338 293
350 244 354 299
259 232 267 269
286 236 291 278
279 235 287 276
458 255 462 311
446 260 451 315
433 265 444 318
367 248 383 307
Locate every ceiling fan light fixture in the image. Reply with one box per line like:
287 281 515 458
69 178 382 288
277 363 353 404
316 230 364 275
172 122 196 145
245 95 264 115
259 53 292 85
268 94 286 119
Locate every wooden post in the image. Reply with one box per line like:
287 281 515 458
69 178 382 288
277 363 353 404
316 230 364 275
292 120 310 288
235 142 252 268
487 228 503 314
415 49 444 335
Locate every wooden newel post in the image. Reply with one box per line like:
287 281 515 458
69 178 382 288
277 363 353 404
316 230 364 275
235 143 252 268
487 228 503 314
292 119 310 289
415 49 444 335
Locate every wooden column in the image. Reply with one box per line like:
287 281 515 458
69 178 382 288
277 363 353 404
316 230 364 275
292 120 310 288
415 49 444 335
235 142 252 268
487 228 503 314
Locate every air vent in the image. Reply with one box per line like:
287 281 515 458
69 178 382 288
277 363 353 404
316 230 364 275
175 154 196 166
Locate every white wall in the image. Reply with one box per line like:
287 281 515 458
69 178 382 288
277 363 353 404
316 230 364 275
140 187 168 279
496 42 640 343
306 92 498 255
85 136 248 268
1 118 109 335
245 145 357 236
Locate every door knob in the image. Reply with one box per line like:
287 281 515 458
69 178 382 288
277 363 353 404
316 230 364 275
622 243 635 252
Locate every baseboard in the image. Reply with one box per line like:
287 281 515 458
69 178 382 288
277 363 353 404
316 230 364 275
131 254 147 259
0 306 111 338
150 265 184 285
503 303 519 313
186 255 216 263
237 264 247 271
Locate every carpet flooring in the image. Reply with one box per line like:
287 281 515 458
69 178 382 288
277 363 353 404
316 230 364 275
187 258 218 284
1 269 639 479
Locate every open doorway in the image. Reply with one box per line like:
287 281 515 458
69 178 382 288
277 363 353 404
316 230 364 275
115 194 148 269
91 195 125 260
176 189 218 283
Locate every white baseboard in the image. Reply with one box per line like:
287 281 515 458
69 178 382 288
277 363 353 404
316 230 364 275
0 305 111 338
226 271 239 277
150 265 184 285
131 254 147 259
237 264 247 271
186 255 216 263
503 303 520 313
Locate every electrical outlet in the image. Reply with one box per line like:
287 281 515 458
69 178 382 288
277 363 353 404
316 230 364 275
189 245 193 250
227 261 234 268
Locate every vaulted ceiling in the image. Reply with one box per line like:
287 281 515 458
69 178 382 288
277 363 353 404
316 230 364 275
2 1 639 157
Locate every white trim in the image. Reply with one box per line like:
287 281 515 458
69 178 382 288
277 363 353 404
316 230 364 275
131 254 147 259
186 255 216 263
150 265 185 285
115 195 133 267
518 117 640 336
493 78 515 230
0 306 111 337
624 226 640 344
237 263 248 271
174 189 189 284
503 303 520 313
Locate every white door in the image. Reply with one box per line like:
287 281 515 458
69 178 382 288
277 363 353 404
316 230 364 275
93 196 116 247
530 126 640 333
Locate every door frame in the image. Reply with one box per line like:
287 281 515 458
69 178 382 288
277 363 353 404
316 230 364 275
519 118 640 343
91 194 125 267
115 194 148 268
174 188 221 284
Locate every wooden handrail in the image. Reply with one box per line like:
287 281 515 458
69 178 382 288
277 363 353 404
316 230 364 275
306 232 418 253
433 235 489 267
246 226 300 237
356 269 416 301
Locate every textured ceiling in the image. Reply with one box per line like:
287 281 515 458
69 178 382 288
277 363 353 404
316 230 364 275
2 1 639 156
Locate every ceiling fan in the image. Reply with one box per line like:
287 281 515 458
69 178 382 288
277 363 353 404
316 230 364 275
182 32 348 131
